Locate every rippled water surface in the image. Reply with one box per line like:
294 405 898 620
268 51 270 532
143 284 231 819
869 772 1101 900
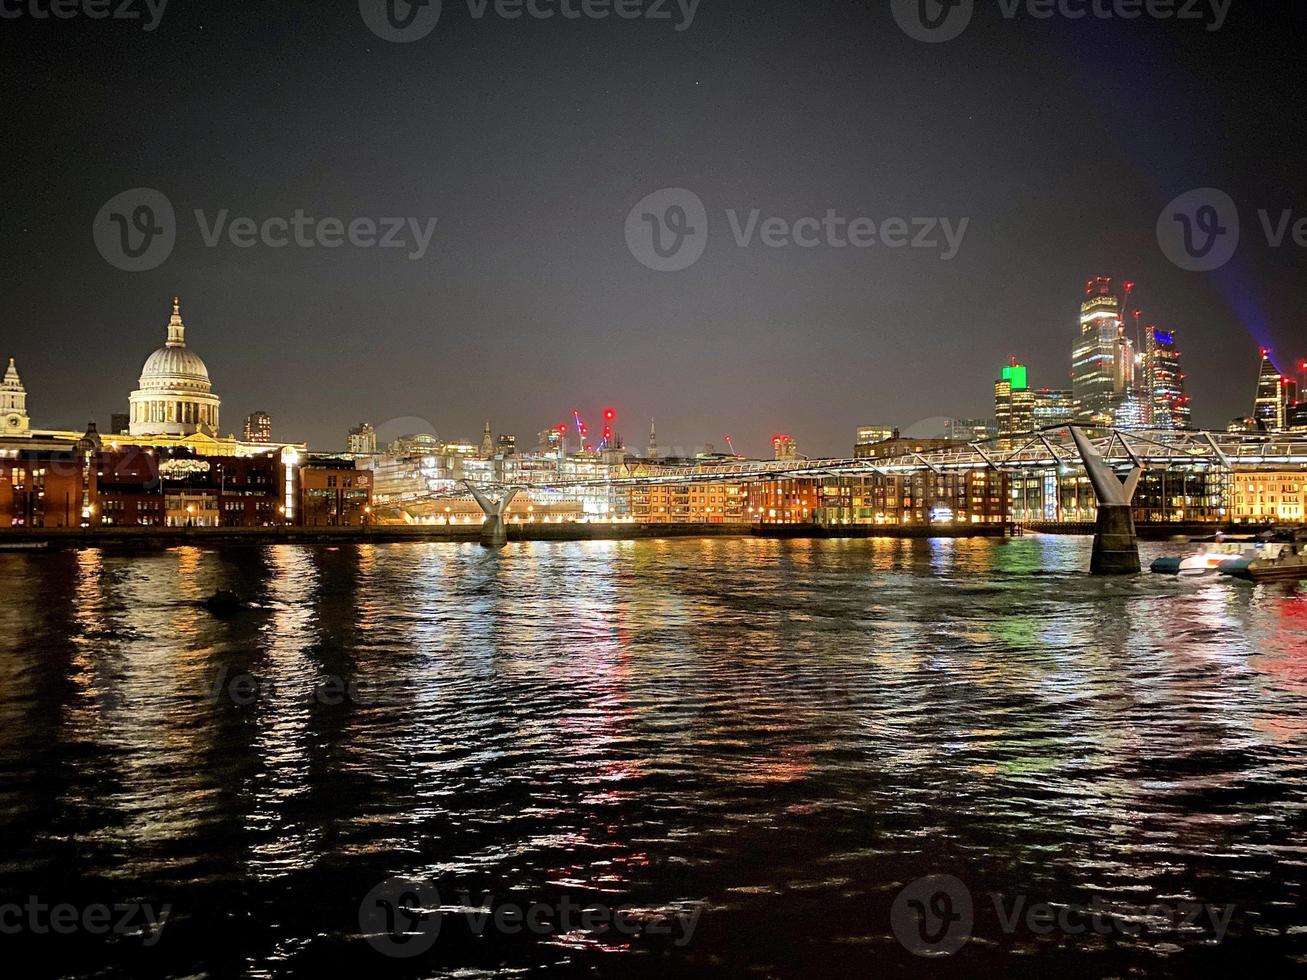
2 536 1307 977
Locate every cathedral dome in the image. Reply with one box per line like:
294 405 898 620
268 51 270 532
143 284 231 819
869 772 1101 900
128 298 222 438
139 344 210 388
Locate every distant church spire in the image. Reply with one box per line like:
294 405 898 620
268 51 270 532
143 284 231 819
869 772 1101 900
2 356 30 436
647 418 658 459
166 296 186 347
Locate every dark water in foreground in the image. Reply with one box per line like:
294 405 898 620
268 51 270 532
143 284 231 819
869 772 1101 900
1 536 1306 978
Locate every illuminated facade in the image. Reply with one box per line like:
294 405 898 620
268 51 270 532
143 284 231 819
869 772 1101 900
749 478 819 523
1072 277 1122 425
1 359 30 438
300 460 374 526
811 471 1008 526
627 482 746 523
1011 465 1227 524
1253 349 1298 432
995 360 1034 438
129 298 222 438
1144 328 1190 430
1230 472 1305 524
1033 389 1075 429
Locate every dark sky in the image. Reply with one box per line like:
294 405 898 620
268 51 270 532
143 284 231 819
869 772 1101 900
3 0 1306 457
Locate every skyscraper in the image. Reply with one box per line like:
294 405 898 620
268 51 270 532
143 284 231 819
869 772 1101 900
995 359 1034 438
1254 349 1294 431
772 435 798 460
1072 277 1122 426
1032 389 1075 429
243 411 272 443
1144 328 1190 430
479 421 494 457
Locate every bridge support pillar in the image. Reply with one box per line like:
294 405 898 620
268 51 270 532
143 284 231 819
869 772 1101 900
1091 505 1141 575
462 483 520 549
1069 427 1143 576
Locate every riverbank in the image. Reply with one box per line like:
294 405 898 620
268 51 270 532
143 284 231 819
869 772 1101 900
0 522 1012 549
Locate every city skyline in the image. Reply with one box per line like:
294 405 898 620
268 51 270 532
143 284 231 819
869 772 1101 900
4 282 1301 461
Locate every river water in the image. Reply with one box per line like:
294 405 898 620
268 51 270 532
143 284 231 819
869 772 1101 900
1 536 1305 977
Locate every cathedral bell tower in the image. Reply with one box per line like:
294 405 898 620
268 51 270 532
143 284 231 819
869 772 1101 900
1 358 30 437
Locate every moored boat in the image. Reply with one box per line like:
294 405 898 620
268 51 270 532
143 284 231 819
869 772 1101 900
1222 540 1307 583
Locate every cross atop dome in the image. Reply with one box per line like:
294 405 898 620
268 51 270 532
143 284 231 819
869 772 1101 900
167 296 186 347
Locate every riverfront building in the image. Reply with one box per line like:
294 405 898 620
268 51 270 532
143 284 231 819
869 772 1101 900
1229 472 1304 524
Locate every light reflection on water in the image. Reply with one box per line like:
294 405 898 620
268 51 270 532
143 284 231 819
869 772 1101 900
0 536 1305 976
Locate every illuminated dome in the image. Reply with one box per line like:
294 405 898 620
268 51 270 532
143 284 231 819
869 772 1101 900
139 344 210 386
128 298 222 437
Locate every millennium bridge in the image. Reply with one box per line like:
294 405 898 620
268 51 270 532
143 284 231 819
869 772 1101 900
445 426 1307 573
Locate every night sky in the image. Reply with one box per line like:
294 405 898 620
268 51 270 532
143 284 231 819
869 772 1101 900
3 0 1306 457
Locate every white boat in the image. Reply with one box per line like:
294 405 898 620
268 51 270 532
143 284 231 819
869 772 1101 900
1151 538 1281 577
